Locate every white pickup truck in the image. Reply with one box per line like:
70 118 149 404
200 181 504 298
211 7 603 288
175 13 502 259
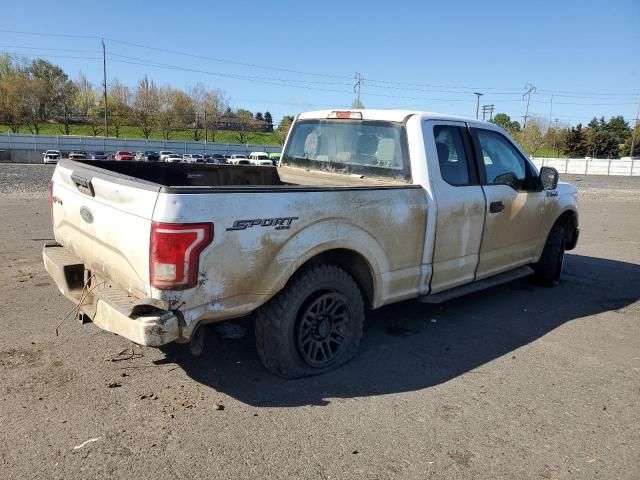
44 109 579 378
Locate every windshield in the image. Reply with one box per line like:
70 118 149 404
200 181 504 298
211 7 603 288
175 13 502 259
282 119 410 181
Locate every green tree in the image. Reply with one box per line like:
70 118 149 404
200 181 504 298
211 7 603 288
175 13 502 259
563 124 588 157
587 129 619 158
490 113 520 133
0 74 28 132
263 111 273 132
604 115 631 144
621 125 639 157
587 116 606 132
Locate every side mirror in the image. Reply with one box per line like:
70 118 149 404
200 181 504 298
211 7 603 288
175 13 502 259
540 166 559 190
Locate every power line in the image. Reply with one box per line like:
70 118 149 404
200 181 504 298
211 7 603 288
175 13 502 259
2 29 638 99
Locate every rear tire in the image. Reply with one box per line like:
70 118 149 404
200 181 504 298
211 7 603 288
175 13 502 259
255 264 365 379
533 224 565 287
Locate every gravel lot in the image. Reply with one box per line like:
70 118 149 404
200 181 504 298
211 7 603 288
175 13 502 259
0 164 638 479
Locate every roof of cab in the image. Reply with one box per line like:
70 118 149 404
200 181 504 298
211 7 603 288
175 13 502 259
297 109 489 126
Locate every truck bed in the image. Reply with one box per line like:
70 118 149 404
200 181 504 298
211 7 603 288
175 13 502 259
65 160 410 190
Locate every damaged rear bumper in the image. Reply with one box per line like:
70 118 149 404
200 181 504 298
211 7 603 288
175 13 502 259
42 242 180 346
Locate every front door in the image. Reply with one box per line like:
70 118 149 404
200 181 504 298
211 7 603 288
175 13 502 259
471 128 545 280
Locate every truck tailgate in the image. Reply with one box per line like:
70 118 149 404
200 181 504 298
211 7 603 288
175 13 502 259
51 161 160 298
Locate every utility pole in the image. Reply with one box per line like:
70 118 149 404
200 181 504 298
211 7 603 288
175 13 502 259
553 118 559 157
481 104 495 121
522 83 536 129
474 92 483 119
204 110 208 148
631 96 640 158
102 39 108 137
353 73 364 108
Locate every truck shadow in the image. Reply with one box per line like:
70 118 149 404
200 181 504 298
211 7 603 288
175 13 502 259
157 254 640 407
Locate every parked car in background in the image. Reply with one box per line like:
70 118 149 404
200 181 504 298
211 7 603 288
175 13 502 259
159 151 175 162
228 154 251 165
68 151 87 160
183 154 205 163
134 151 145 161
165 154 183 163
205 154 227 164
248 152 273 166
114 150 134 161
91 151 108 160
144 151 160 162
269 152 281 165
43 150 61 164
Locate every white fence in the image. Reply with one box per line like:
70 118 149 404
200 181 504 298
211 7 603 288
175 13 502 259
531 157 640 176
0 131 281 155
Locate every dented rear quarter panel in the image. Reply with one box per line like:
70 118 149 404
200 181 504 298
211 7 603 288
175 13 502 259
151 185 428 328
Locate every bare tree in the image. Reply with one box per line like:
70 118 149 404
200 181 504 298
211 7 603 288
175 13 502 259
74 72 95 119
203 89 228 142
108 80 132 138
57 80 78 135
23 77 48 134
275 116 294 145
517 116 546 156
157 86 177 140
233 109 255 143
172 90 195 134
133 76 159 139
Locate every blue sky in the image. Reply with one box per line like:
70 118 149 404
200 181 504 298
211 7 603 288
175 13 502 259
1 0 638 127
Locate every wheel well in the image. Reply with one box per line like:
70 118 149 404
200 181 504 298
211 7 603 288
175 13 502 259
555 210 578 250
301 249 375 308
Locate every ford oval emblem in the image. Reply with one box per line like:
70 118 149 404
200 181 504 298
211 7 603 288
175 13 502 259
80 206 94 224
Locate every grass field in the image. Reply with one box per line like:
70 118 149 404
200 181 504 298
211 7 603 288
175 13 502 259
0 123 282 145
530 147 566 158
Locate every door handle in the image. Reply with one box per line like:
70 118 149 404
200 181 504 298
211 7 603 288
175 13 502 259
489 201 504 213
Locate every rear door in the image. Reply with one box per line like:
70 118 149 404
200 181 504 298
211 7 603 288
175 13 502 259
423 121 486 293
51 161 160 297
470 128 545 279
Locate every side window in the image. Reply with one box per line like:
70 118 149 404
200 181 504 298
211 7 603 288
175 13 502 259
433 125 471 186
475 129 529 189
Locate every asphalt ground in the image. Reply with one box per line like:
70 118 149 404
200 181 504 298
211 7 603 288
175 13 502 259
0 164 638 479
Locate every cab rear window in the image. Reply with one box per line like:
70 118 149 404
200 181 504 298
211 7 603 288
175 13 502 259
282 119 411 182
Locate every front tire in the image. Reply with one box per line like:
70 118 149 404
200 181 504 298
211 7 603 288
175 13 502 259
255 264 365 379
533 224 565 287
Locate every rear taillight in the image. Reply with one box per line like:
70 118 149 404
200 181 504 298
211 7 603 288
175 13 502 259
49 181 54 226
150 222 213 290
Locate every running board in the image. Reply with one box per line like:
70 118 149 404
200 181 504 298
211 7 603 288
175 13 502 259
418 266 534 304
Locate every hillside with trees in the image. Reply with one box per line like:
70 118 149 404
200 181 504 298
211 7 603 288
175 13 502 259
0 53 289 145
1 53 638 154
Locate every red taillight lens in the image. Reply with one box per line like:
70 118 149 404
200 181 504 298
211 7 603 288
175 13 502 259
150 222 213 290
49 180 54 226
